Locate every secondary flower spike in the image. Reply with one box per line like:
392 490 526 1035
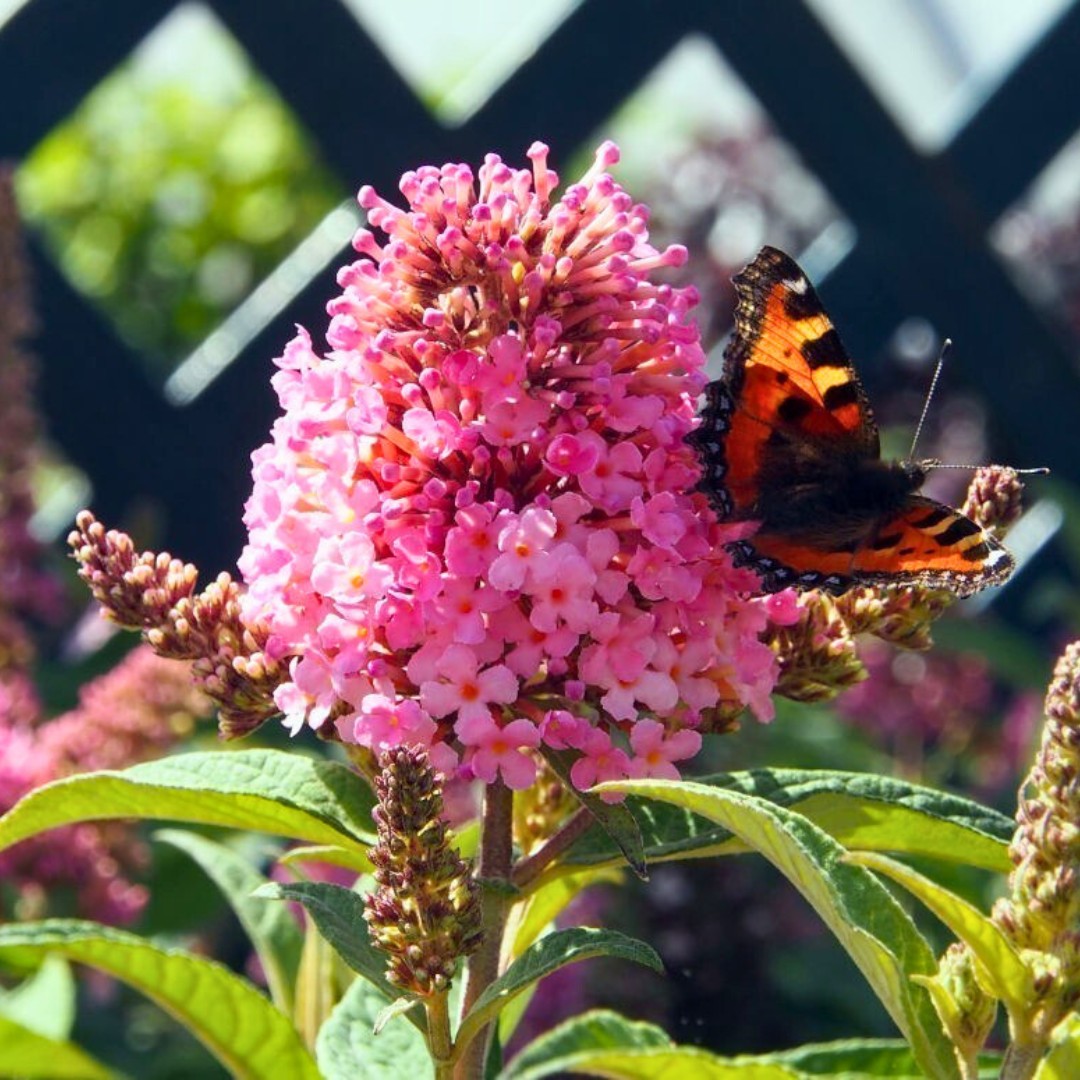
239 142 793 790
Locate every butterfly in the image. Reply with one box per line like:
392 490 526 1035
688 245 1014 597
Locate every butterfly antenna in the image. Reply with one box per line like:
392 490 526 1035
927 463 1050 474
909 338 950 461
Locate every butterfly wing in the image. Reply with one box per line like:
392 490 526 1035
691 247 1016 597
692 246 877 519
728 496 1014 595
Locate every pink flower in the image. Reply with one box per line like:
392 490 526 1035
628 719 702 781
420 644 519 723
570 728 633 802
489 507 557 592
238 142 788 788
457 712 541 790
527 545 599 634
349 693 438 753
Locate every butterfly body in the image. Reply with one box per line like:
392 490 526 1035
690 247 1013 596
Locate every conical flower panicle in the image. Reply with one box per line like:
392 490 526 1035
766 592 866 704
365 746 482 996
993 640 1080 1028
68 511 285 738
236 142 793 791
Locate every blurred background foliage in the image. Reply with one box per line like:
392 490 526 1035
16 10 342 378
2 0 1080 1074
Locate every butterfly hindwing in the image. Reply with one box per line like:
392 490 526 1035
729 497 1013 596
692 246 1016 597
849 496 1014 595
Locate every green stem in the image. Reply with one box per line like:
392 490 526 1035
426 991 454 1079
453 781 514 1080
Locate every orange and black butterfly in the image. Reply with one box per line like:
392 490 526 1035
688 246 1014 596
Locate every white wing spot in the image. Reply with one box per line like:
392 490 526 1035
783 276 808 295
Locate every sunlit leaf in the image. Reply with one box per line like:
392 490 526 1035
0 750 375 857
0 956 75 1040
0 920 318 1079
155 829 304 1014
0 1014 113 1079
598 778 958 1080
849 851 1034 1014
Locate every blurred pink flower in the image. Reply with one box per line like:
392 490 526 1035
238 142 789 790
0 646 211 924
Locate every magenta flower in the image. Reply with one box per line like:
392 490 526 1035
238 142 787 790
628 719 702 781
457 711 542 789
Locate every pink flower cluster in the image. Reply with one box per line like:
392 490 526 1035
239 143 793 792
0 648 211 924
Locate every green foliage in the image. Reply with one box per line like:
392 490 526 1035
16 10 342 373
597 777 960 1080
154 830 304 1014
0 1016 115 1080
0 729 1072 1076
0 921 319 1079
0 749 376 854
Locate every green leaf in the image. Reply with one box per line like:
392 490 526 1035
599 778 959 1080
154 829 304 1014
501 1010 671 1078
540 747 646 879
501 1009 786 1078
316 975 432 1080
459 928 661 1051
512 869 622 959
277 844 374 875
560 768 1011 876
0 920 318 1080
504 1014 999 1080
0 955 76 1039
255 881 412 1026
770 1037 1002 1076
1035 1014 1080 1079
850 851 1035 1014
0 749 375 855
0 1014 114 1079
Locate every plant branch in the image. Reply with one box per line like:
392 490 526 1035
453 780 515 1079
511 806 593 890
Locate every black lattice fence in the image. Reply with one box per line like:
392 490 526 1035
2 0 1079 593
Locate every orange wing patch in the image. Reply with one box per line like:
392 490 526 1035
849 498 1014 595
737 498 1013 596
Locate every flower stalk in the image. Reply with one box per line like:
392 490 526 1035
454 780 516 1079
